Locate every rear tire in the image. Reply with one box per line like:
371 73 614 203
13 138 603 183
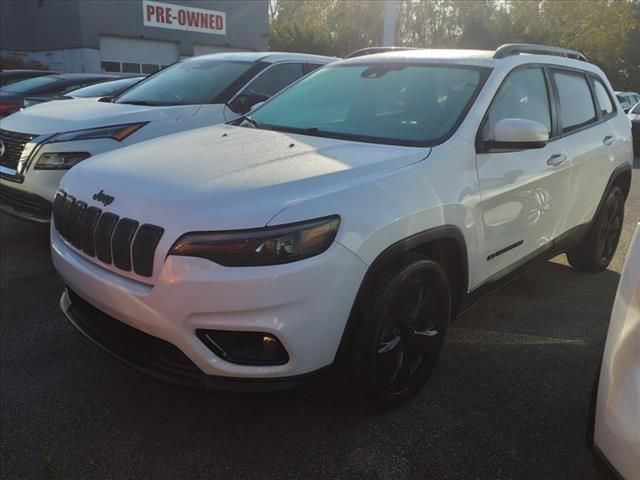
350 253 451 408
567 186 624 273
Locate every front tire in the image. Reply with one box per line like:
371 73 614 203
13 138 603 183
350 254 451 408
567 186 625 273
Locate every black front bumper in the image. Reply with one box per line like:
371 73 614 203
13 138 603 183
60 288 312 392
0 184 51 223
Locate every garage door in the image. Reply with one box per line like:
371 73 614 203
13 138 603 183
100 36 179 74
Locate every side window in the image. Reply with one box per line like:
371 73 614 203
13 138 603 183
306 63 323 74
553 70 597 132
59 82 99 94
481 67 551 141
244 63 304 98
591 78 614 117
229 63 305 114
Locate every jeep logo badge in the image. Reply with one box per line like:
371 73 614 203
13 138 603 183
93 190 114 206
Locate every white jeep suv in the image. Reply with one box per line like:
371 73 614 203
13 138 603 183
51 45 633 406
0 52 336 222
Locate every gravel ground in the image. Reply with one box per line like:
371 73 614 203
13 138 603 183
1 160 638 480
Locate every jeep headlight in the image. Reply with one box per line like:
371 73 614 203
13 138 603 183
168 216 340 266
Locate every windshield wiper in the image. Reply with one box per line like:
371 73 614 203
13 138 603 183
116 100 173 106
242 115 260 129
264 125 332 138
229 114 263 129
261 125 389 144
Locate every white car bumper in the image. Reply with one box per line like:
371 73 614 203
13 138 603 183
594 222 640 479
51 225 367 389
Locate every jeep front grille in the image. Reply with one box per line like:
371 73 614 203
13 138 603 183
53 191 164 277
0 129 35 171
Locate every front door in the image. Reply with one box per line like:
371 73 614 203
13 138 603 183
474 66 572 285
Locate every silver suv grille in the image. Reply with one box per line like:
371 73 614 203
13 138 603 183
0 129 35 171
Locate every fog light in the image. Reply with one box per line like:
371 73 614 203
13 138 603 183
262 334 278 349
196 329 289 366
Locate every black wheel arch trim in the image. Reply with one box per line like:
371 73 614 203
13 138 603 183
598 162 632 207
335 163 631 364
334 225 469 364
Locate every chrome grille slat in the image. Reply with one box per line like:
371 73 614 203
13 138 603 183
52 190 163 278
0 129 35 171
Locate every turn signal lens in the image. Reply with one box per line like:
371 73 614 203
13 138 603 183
169 216 340 266
112 123 144 141
50 123 146 143
0 102 20 116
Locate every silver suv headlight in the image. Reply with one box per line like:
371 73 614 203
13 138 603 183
34 152 91 170
49 123 146 143
34 123 147 170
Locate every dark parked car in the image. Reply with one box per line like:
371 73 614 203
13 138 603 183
22 76 145 108
0 73 120 117
0 69 58 87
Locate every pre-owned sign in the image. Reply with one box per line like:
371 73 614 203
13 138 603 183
143 0 226 35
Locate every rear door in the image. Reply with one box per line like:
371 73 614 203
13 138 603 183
475 66 572 282
550 69 618 228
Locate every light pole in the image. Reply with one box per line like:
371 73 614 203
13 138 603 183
383 0 399 46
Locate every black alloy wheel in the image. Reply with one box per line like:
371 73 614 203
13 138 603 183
597 193 623 265
351 253 452 407
376 278 447 393
567 186 625 273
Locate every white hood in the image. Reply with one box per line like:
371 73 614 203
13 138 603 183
1 98 203 135
60 124 430 232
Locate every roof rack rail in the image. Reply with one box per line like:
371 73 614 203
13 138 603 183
345 46 418 59
494 43 588 62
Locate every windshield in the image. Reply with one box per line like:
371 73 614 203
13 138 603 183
2 75 59 93
69 77 143 98
632 102 640 114
116 60 254 106
250 63 487 146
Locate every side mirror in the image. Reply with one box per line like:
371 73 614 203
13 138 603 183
228 92 269 115
491 118 549 149
249 101 265 112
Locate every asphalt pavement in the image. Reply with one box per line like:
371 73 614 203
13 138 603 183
1 161 639 480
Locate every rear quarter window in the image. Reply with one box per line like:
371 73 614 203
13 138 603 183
592 78 614 116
